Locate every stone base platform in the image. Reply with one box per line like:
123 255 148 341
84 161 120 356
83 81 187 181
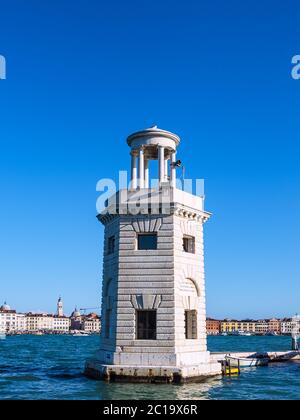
84 359 222 384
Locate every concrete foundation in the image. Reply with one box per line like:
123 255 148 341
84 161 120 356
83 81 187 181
84 358 222 383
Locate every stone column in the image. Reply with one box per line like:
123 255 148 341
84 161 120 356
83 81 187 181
170 152 176 188
144 158 149 189
139 148 144 189
130 151 138 190
158 146 165 184
164 157 169 182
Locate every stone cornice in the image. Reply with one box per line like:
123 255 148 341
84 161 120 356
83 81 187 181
97 203 211 225
173 204 211 223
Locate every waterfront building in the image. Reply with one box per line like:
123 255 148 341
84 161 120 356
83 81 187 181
26 313 54 332
53 315 70 332
281 318 292 335
70 308 101 333
220 319 257 334
85 127 221 382
206 318 220 335
16 313 26 332
238 320 256 334
0 302 17 333
82 313 101 333
220 319 239 333
268 318 281 334
70 307 82 330
254 320 269 335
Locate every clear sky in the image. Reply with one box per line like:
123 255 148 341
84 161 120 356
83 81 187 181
0 0 299 318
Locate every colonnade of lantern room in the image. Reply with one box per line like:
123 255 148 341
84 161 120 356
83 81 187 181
127 126 180 190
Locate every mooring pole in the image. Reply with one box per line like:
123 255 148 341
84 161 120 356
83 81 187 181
292 335 299 351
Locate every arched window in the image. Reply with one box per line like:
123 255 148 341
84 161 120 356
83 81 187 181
180 278 200 297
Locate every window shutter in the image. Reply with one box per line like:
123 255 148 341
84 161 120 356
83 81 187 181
185 310 198 339
191 310 197 339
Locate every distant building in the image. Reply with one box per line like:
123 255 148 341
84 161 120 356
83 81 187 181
268 318 281 334
16 313 26 332
281 318 292 335
82 313 101 333
70 307 82 330
0 299 99 335
220 319 239 333
70 308 100 333
0 302 17 333
220 319 257 334
206 318 220 335
255 320 269 335
237 320 256 334
53 315 70 332
26 313 54 332
57 296 64 317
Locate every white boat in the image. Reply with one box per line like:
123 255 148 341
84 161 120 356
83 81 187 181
72 331 90 337
225 355 269 367
0 333 6 340
231 331 252 336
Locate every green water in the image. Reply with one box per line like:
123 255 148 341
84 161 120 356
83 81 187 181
0 335 299 400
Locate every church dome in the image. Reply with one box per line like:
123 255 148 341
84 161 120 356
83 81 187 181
0 302 11 311
71 307 81 318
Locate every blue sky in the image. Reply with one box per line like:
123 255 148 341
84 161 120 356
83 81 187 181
0 0 299 318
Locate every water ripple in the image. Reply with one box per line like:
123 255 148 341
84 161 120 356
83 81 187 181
0 335 299 400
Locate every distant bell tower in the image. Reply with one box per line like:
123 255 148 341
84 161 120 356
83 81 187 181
57 297 63 317
85 126 221 383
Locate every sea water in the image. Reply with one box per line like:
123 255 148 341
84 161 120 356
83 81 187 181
0 335 299 400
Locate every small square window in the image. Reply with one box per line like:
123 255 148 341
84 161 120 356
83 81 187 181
137 234 157 250
183 235 195 254
108 236 115 255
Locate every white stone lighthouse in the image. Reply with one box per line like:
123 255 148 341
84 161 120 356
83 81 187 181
85 126 221 382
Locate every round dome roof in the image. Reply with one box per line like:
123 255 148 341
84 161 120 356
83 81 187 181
71 308 81 318
1 302 11 311
127 126 180 151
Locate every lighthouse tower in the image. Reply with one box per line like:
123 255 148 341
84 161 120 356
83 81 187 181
85 127 221 382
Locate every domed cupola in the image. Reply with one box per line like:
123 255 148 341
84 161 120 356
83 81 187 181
0 301 11 311
71 307 81 318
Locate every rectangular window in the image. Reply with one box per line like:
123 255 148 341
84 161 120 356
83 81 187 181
185 310 197 339
137 233 157 250
183 235 195 254
136 310 157 340
105 309 111 339
107 236 115 255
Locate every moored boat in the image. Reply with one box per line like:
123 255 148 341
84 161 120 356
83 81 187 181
71 331 90 337
225 355 269 367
